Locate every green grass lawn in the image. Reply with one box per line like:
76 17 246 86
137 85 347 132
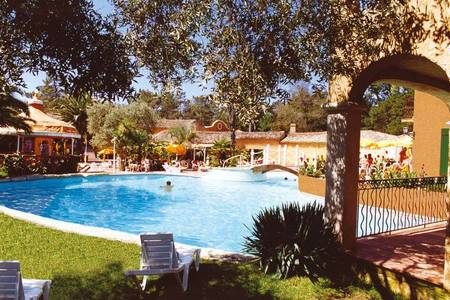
0 213 392 299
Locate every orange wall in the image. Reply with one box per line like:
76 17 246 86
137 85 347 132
34 137 53 156
412 91 450 176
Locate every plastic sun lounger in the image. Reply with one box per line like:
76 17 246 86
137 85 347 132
162 163 182 174
0 261 51 300
125 233 201 292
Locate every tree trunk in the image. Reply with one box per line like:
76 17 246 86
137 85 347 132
137 145 142 163
229 105 237 154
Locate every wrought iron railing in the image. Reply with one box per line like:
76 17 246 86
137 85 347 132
357 176 447 237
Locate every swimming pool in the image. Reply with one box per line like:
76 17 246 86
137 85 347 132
0 173 321 252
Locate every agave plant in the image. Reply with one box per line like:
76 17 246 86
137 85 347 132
243 202 341 280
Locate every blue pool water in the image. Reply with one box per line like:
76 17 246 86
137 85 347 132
0 173 321 252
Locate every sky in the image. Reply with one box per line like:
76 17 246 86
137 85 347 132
21 0 209 99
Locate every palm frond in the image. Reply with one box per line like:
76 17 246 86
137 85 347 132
168 125 197 145
0 93 32 133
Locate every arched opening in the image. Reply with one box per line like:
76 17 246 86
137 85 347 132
348 54 450 105
325 54 450 288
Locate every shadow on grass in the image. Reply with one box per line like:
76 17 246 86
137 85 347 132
51 261 274 300
324 253 447 300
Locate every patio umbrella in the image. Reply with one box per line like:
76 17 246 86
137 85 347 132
98 148 113 155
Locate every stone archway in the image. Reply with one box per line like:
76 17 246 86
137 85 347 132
325 53 450 288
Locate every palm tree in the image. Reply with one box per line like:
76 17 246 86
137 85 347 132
57 94 92 137
56 94 93 154
115 119 151 161
168 125 197 146
0 92 32 132
210 139 231 165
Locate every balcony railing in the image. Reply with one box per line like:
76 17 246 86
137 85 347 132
357 176 447 237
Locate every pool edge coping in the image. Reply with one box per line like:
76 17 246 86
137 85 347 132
0 171 202 184
0 204 245 260
0 171 308 260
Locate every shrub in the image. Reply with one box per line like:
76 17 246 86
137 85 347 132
243 202 341 280
298 157 326 178
2 154 31 177
0 166 8 178
1 154 79 177
40 156 80 174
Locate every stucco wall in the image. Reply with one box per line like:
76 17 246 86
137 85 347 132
412 91 450 176
328 0 449 105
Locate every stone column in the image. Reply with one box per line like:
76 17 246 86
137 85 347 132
324 102 362 252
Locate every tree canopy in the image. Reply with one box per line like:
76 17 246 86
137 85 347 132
87 99 158 154
0 0 137 129
136 90 184 119
111 0 444 147
3 0 446 136
1 0 136 99
362 87 414 135
272 87 328 132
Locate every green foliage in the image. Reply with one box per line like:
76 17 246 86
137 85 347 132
0 91 32 132
2 154 31 177
298 157 326 178
257 113 274 132
114 119 149 161
136 90 184 119
244 202 340 280
87 99 158 159
0 166 7 178
37 76 65 114
1 154 79 177
226 149 250 167
183 95 221 126
56 94 93 138
111 0 445 121
368 161 417 180
272 87 327 132
362 88 414 135
168 125 197 146
113 0 206 87
142 142 170 163
209 139 231 167
363 83 393 107
39 156 80 174
1 0 136 100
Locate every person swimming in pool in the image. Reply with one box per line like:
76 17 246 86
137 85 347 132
162 180 173 192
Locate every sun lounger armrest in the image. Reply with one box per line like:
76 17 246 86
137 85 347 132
126 267 182 276
22 279 51 300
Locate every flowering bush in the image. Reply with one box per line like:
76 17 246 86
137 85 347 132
0 154 79 177
298 157 326 178
368 162 418 180
2 154 32 177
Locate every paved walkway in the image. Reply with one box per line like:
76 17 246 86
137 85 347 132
355 222 446 286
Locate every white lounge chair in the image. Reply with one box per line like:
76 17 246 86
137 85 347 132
125 233 200 292
0 261 51 300
162 163 182 174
